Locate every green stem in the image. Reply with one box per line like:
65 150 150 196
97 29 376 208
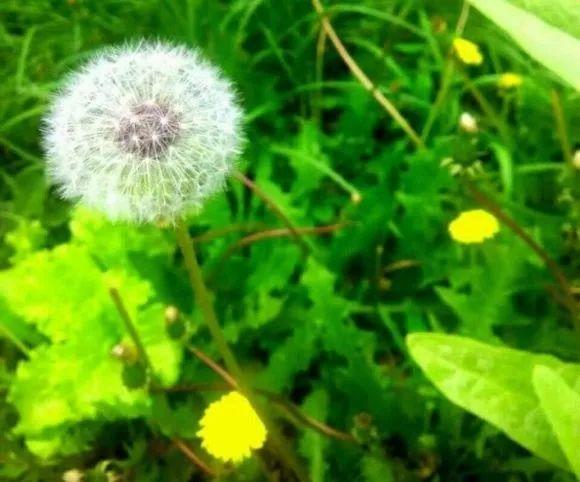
109 288 157 378
0 325 30 357
175 220 241 378
174 219 308 482
420 0 470 142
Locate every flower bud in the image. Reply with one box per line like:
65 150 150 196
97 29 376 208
164 305 186 340
459 112 478 133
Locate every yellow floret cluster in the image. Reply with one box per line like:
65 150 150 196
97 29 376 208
448 209 500 244
498 72 523 89
453 38 483 65
198 391 267 464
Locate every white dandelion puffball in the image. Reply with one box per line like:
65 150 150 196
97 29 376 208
43 41 243 223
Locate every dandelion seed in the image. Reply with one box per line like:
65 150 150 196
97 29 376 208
42 41 243 223
498 72 523 89
453 38 483 65
448 209 499 244
198 391 267 463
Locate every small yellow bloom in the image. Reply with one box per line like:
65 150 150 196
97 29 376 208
448 209 499 244
498 73 523 89
198 392 267 463
453 38 483 65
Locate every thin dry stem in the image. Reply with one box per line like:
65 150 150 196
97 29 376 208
209 223 347 280
189 346 239 390
233 169 310 254
172 438 219 476
311 0 424 148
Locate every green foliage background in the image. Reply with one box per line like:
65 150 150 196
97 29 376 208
0 0 578 481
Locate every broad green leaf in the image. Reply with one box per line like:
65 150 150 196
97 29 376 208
469 0 580 89
533 365 580 477
510 0 580 38
407 333 580 470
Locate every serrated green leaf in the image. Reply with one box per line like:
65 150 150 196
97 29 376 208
1 232 182 457
469 0 580 89
70 207 174 267
136 303 183 386
260 324 318 392
10 339 150 436
533 365 580 477
0 245 152 341
5 219 46 264
407 333 580 470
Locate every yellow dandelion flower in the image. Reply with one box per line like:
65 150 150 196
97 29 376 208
448 209 499 244
453 38 483 65
198 391 267 463
498 72 523 89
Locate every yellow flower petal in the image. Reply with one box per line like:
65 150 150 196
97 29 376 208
453 38 483 65
198 392 267 464
498 72 523 89
448 209 499 244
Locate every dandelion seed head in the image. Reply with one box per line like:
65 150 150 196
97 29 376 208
43 41 243 223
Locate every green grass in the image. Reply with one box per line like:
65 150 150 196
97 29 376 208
0 0 578 481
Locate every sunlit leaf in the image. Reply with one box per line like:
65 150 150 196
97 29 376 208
469 0 580 88
533 365 580 477
407 333 580 470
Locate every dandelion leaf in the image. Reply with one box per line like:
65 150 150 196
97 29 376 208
407 333 580 470
469 0 580 88
533 365 580 477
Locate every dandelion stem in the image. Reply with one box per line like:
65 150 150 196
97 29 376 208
462 71 510 142
174 219 308 482
109 288 157 379
550 89 574 168
421 0 469 142
175 220 241 377
310 0 424 149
